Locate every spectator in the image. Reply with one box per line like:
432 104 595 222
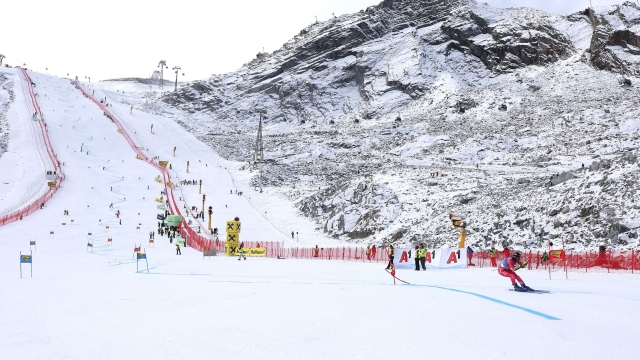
490 245 498 267
385 245 395 270
467 245 475 266
419 243 427 270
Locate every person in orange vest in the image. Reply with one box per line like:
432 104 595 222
314 245 319 257
366 245 371 260
385 245 395 270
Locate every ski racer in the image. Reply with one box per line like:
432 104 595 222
498 251 531 292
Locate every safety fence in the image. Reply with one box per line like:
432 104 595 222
198 240 283 257
0 69 65 226
279 246 388 262
472 249 640 273
73 81 211 251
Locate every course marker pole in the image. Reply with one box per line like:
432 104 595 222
385 264 410 285
20 251 33 278
548 240 551 280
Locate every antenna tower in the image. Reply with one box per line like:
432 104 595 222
254 112 264 162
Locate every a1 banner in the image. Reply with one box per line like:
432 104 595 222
393 248 467 269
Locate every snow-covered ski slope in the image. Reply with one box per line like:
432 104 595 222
0 69 55 218
0 70 639 359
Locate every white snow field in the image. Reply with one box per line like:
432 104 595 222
1 70 639 359
0 69 52 217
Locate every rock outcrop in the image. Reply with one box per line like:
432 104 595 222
145 1 640 250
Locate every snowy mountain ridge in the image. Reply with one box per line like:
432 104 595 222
137 0 640 251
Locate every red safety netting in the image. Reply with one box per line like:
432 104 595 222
472 249 640 274
276 245 389 262
73 81 211 251
196 240 283 257
192 241 389 261
0 69 65 226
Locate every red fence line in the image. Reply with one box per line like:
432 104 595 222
0 69 65 226
472 249 640 273
72 81 212 251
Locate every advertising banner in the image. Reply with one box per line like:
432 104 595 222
393 248 467 269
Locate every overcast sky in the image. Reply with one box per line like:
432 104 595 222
0 0 629 82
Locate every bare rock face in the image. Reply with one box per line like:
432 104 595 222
586 2 640 77
153 1 640 249
442 5 574 73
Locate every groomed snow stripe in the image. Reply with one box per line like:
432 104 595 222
0 69 65 226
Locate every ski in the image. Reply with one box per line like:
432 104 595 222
509 289 550 294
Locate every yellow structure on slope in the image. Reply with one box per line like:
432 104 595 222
449 213 467 248
224 219 241 256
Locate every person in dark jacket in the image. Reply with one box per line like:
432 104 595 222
385 245 395 270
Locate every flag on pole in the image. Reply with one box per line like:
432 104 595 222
137 252 146 259
20 255 32 263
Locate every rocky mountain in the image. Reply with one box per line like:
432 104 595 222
145 0 640 250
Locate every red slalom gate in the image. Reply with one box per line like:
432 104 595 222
73 81 211 251
0 69 65 226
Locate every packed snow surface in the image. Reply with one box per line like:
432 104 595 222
0 69 638 359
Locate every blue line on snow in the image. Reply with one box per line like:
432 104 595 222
410 284 560 320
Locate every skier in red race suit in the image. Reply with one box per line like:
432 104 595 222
498 251 531 292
